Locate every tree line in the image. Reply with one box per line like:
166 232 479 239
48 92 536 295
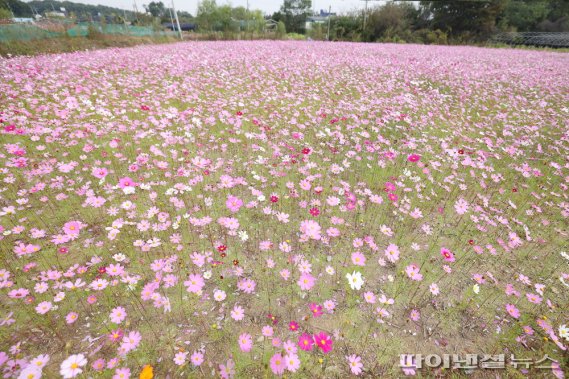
2 0 568 43
271 0 568 43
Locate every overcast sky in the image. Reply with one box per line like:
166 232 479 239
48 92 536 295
26 0 381 16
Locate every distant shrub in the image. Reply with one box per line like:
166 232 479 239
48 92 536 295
276 21 286 38
87 23 103 39
414 28 448 45
0 8 12 20
286 33 306 40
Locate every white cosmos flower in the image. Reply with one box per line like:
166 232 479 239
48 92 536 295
60 354 87 378
113 253 126 262
122 186 135 195
346 271 364 290
559 325 569 341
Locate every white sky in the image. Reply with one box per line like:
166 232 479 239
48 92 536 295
24 0 383 16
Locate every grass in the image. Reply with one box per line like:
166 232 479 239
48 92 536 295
0 34 179 57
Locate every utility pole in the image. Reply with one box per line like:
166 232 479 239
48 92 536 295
171 0 182 40
133 0 139 24
168 7 174 30
326 5 331 41
361 0 382 33
246 0 249 33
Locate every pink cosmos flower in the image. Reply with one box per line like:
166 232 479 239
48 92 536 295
405 264 423 281
110 306 127 324
454 198 469 214
113 367 131 379
297 273 316 291
231 305 245 321
270 353 286 376
191 351 204 366
13 243 41 257
108 329 124 343
238 333 253 352
226 195 243 213
106 263 125 277
285 354 301 372
299 219 321 240
409 309 421 321
35 301 52 314
118 177 136 188
385 244 400 263
506 304 520 319
364 291 376 304
526 293 542 304
237 278 256 294
173 351 188 366
219 358 235 379
92 358 106 372
63 221 83 236
351 251 366 266
184 273 205 294
66 312 79 324
347 354 363 375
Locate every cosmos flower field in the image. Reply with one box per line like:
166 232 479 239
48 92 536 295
0 41 568 378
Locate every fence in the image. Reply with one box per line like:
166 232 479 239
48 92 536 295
0 23 176 42
491 32 569 48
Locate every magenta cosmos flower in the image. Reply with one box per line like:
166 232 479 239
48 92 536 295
407 154 421 162
309 303 323 318
313 332 333 354
298 333 314 351
440 248 455 262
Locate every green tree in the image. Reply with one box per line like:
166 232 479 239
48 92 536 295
0 7 12 19
0 0 32 17
331 13 361 41
276 20 286 37
232 6 247 21
503 1 549 31
280 0 312 34
538 0 569 31
145 1 166 17
250 10 265 32
197 0 217 31
216 4 235 32
365 2 419 42
420 0 509 41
